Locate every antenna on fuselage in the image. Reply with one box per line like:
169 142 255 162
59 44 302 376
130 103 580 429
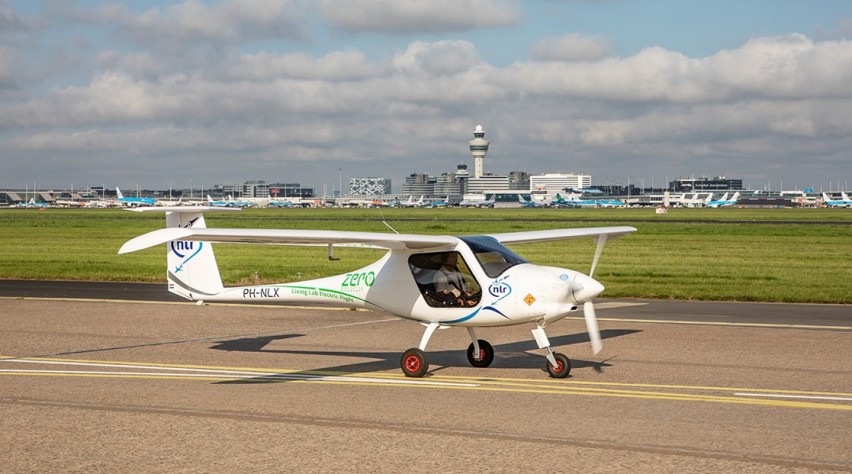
383 221 399 234
379 210 399 234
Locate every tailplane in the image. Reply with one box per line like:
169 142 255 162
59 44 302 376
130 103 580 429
120 207 239 300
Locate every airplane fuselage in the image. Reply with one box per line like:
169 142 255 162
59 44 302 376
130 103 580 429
172 245 593 327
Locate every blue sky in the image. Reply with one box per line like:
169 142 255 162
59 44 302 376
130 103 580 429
2 0 852 193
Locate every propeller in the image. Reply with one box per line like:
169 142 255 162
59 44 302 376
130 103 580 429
584 300 602 355
584 234 608 355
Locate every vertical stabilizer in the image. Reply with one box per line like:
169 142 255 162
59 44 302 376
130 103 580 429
165 210 224 299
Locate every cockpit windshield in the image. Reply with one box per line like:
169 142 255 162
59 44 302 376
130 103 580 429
459 235 529 278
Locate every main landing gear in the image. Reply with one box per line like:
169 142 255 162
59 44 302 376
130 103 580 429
399 322 571 378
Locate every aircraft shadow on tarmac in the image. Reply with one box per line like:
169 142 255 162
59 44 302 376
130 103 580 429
209 329 641 383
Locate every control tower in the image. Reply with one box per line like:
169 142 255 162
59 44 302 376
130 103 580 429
468 124 489 179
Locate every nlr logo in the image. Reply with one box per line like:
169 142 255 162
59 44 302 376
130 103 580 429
488 281 511 298
170 241 195 258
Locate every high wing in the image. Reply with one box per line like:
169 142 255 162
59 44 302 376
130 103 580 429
487 226 637 244
119 227 460 254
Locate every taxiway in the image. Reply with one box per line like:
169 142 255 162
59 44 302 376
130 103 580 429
0 282 850 472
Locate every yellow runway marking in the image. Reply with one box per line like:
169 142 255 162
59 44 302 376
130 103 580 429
0 295 368 311
564 316 852 331
2 356 850 411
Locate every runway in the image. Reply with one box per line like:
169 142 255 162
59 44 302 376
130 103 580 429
1 282 850 472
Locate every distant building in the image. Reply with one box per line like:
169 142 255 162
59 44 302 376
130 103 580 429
241 180 269 198
401 173 436 196
212 181 313 198
268 183 313 198
469 125 490 179
466 174 509 194
508 171 530 190
455 164 470 195
671 176 743 192
529 173 592 194
349 177 392 196
433 172 462 196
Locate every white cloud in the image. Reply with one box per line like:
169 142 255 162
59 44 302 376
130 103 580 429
2 23 852 189
226 50 377 81
704 34 852 99
531 34 614 62
320 0 521 33
392 40 483 76
84 0 306 50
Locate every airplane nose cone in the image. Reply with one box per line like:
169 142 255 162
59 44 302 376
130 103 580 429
572 274 605 303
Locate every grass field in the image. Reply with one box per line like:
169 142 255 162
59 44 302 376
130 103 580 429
1 207 850 304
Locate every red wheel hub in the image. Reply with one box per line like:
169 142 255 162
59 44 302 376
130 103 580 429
405 355 421 372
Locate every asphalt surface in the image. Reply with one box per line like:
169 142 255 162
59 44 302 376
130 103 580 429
1 281 850 472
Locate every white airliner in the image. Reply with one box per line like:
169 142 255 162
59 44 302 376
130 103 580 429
119 207 636 378
207 195 254 208
458 194 496 208
822 193 850 208
518 195 544 208
396 195 426 208
706 192 740 208
116 187 156 207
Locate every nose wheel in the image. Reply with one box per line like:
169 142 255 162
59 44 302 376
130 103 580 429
466 339 494 368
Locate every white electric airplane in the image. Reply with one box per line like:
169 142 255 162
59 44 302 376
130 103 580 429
119 207 636 378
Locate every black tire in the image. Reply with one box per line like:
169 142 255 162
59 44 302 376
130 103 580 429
546 353 571 378
401 348 428 378
466 340 494 368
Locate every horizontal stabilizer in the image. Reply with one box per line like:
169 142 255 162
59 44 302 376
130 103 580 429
119 228 194 254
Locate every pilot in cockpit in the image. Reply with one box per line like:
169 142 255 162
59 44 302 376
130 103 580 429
434 252 478 307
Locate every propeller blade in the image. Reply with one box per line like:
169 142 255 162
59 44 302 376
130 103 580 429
589 235 608 278
584 300 602 355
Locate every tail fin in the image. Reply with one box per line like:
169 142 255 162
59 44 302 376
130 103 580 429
119 207 238 300
116 187 124 199
165 210 224 299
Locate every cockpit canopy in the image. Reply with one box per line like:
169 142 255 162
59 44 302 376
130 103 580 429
459 235 529 278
